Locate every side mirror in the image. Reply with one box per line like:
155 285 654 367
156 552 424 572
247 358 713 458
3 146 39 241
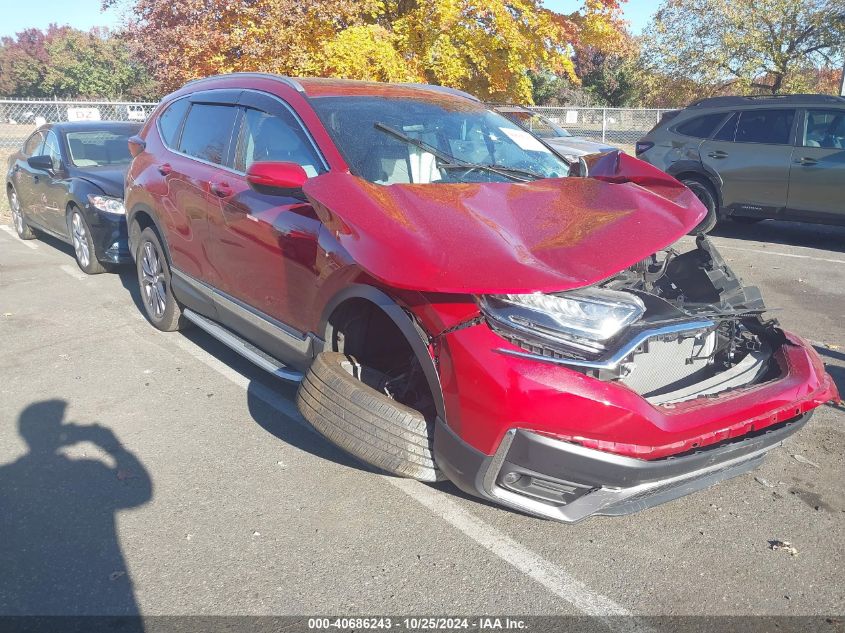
27 154 54 172
128 134 146 158
246 161 308 194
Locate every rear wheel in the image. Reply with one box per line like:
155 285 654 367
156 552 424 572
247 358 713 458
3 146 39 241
7 187 35 240
69 209 106 274
681 176 718 234
136 227 185 331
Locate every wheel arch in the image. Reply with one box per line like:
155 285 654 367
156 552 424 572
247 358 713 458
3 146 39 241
128 204 169 262
666 161 723 209
317 284 446 422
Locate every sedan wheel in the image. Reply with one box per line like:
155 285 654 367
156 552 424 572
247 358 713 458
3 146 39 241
7 188 35 240
69 210 106 274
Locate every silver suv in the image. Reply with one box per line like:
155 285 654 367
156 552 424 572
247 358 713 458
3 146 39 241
636 94 845 233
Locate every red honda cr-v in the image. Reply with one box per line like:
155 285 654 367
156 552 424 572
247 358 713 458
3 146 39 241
125 73 837 522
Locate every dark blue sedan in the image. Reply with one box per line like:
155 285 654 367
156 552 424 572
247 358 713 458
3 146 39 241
5 121 141 274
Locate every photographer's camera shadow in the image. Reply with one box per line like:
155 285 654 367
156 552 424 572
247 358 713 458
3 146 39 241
0 399 152 618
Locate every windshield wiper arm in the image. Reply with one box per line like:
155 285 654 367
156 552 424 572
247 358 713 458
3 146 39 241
373 122 530 182
440 163 544 180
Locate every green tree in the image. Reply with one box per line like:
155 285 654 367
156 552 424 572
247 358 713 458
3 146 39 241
641 0 845 96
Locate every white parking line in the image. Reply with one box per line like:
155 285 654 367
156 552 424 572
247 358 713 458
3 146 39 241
170 332 648 629
59 264 88 281
716 243 845 265
0 225 38 249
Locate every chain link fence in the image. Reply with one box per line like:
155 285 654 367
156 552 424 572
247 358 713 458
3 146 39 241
0 99 674 156
528 106 673 154
0 100 158 149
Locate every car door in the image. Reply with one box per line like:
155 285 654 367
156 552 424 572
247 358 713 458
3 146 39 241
786 108 845 221
699 108 796 217
164 92 241 286
37 130 71 235
207 92 327 364
9 131 45 223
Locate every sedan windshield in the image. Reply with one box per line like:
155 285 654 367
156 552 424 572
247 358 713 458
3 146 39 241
65 131 134 168
310 96 569 184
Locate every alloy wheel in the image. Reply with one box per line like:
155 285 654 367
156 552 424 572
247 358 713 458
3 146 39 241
140 241 167 319
71 212 90 268
9 190 24 236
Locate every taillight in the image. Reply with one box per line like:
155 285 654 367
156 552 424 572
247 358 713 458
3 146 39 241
635 141 654 156
128 134 146 158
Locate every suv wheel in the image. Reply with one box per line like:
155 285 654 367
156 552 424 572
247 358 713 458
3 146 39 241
69 209 106 274
681 177 718 234
297 352 442 482
7 187 35 240
137 227 185 331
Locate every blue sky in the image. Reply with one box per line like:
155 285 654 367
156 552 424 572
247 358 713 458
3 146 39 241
0 0 657 38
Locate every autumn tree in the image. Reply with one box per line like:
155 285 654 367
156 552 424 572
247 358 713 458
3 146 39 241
105 0 630 102
641 0 845 96
0 25 152 98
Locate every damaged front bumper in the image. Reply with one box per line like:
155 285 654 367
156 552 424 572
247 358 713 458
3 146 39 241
434 413 810 523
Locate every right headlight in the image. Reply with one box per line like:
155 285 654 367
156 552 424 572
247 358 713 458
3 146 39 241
479 288 645 355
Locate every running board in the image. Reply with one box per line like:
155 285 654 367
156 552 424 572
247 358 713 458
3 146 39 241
182 309 303 382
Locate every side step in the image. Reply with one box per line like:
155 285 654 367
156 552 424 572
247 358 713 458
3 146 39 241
182 309 303 382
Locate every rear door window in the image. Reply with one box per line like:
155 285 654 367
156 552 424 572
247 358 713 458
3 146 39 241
712 112 738 141
802 110 845 149
675 113 728 139
157 98 190 149
734 109 795 145
178 104 238 166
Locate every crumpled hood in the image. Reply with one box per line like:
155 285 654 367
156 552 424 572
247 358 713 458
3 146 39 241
303 151 705 294
70 166 127 198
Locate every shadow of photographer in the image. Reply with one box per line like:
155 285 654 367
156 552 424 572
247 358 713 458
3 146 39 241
0 400 151 618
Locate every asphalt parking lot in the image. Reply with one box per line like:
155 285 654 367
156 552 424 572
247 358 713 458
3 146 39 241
0 215 843 623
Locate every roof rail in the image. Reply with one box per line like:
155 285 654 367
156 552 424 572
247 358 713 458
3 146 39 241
689 93 845 108
181 73 306 93
399 83 480 102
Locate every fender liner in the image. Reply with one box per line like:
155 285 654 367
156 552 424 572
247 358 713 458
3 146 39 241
317 284 446 422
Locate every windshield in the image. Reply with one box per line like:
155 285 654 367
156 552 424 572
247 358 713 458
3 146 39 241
310 96 569 184
522 114 572 139
65 131 134 167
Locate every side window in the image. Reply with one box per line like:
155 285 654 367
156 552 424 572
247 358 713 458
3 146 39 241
23 132 44 157
734 109 795 145
42 131 62 167
675 113 728 139
803 110 845 149
234 107 324 177
178 104 239 166
157 97 190 148
712 112 738 142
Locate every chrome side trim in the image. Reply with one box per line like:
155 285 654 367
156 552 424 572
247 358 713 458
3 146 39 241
494 319 715 371
182 309 303 382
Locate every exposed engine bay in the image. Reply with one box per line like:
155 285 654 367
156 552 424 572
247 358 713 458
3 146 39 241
485 235 786 405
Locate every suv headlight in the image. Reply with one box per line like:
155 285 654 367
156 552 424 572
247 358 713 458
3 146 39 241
88 194 125 215
479 288 645 354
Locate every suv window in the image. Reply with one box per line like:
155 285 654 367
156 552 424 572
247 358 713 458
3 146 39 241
23 132 44 157
713 112 738 141
803 109 845 149
235 107 325 176
178 104 238 165
734 109 795 145
675 113 727 139
158 98 190 149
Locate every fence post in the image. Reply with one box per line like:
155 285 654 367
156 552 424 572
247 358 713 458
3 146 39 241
601 108 607 143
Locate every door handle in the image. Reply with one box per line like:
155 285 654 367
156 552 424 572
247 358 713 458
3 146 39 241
794 157 818 166
707 151 728 159
210 181 232 197
157 163 172 176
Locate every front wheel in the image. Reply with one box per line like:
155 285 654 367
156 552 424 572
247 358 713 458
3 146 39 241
136 227 185 331
681 177 718 234
69 209 106 274
7 187 35 240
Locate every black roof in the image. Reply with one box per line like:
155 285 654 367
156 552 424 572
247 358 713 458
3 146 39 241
41 121 143 134
689 94 845 108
